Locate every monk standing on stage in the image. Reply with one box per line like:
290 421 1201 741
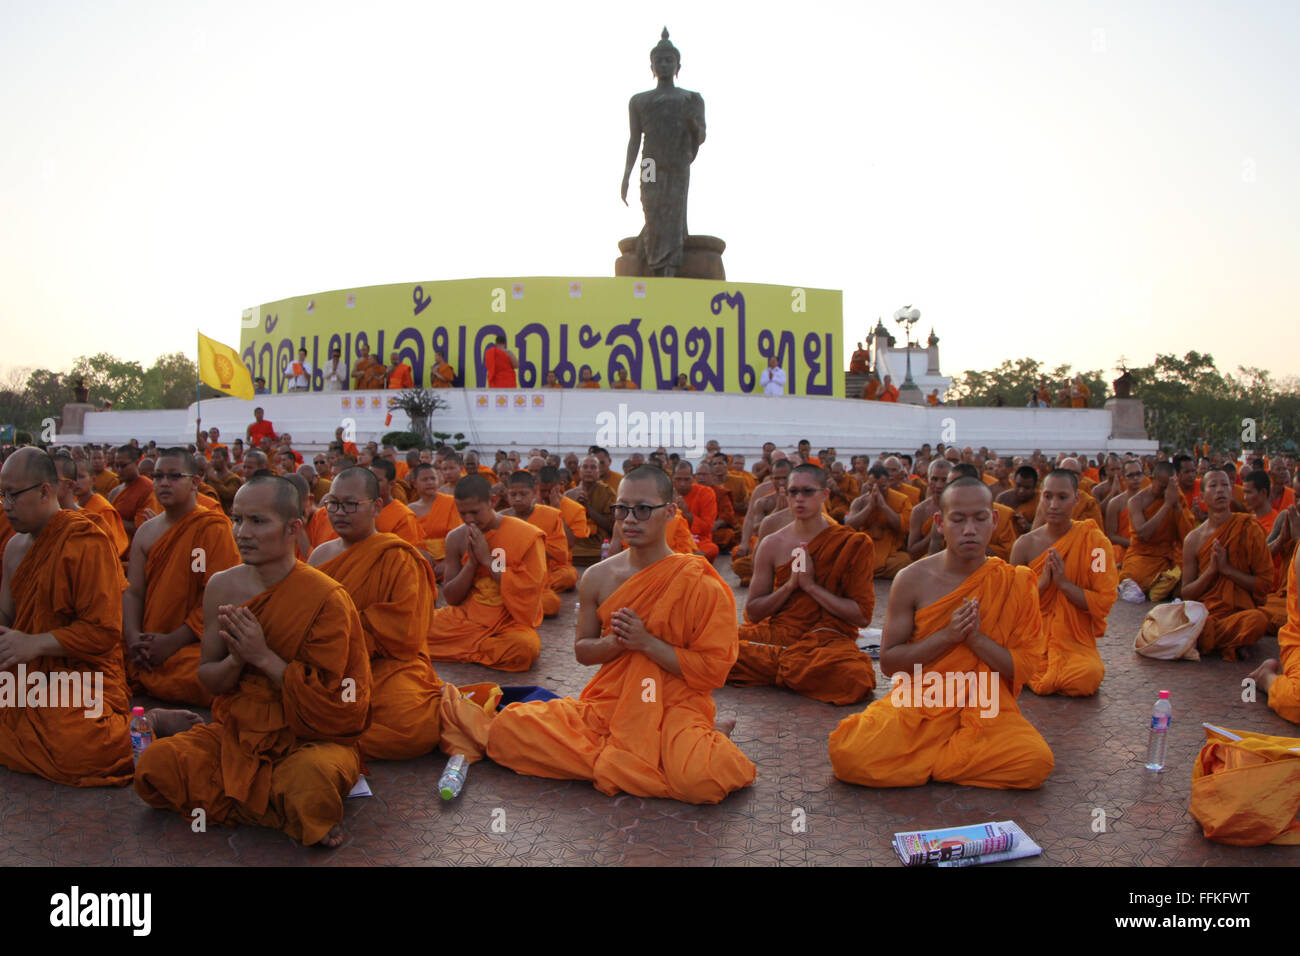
431 475 548 671
0 449 196 787
123 448 241 706
135 476 372 847
829 477 1053 789
309 467 443 760
728 465 876 705
1181 469 1272 660
487 466 756 804
1011 469 1117 696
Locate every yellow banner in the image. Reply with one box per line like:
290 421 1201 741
238 277 844 396
198 331 254 400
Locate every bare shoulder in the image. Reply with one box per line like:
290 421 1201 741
890 556 930 598
307 539 344 567
446 523 469 545
581 554 622 604
205 563 248 602
757 508 791 537
3 533 32 576
133 513 169 552
1010 527 1044 565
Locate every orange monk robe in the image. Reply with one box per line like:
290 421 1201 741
579 380 602 389
113 477 156 538
1195 515 1273 659
728 522 877 705
311 476 331 502
682 483 719 560
1266 559 1300 721
1083 467 1100 483
604 470 623 494
711 486 739 551
988 503 1018 562
925 393 940 407
0 509 13 564
982 473 998 486
390 482 410 505
861 487 913 579
666 513 698 554
1264 534 1297 632
414 494 462 561
727 470 755 504
197 492 223 513
0 511 134 786
487 554 756 804
375 499 421 546
1010 492 1040 533
1079 474 1098 495
827 473 860 522
523 504 577 617
80 493 128 558
1071 490 1104 531
879 385 900 403
862 379 880 401
318 533 443 760
1275 487 1297 511
394 461 409 482
429 516 547 671
92 468 119 498
829 560 1054 789
354 356 386 389
555 495 591 541
306 507 338 549
386 363 414 389
1120 496 1193 592
210 473 242 514
132 508 241 706
1026 521 1118 696
849 350 870 374
730 534 758 585
476 465 497 480
894 482 922 506
135 563 372 845
431 361 456 388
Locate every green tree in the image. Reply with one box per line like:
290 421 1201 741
69 353 147 408
947 358 1106 408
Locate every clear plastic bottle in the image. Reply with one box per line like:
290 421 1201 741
600 539 611 560
1145 690 1172 771
439 753 468 800
130 706 153 764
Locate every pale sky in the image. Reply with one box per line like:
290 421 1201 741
3 0 1297 385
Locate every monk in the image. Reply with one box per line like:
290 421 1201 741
987 457 1014 498
90 447 119 498
430 351 456 388
1032 457 1104 531
1121 461 1193 598
845 463 912 577
879 375 900 402
108 444 156 542
386 350 414 390
309 468 443 760
995 466 1040 537
861 373 881 401
1263 472 1300 631
826 461 859 522
1070 375 1091 408
728 465 876 705
592 447 623 494
63 457 128 557
431 475 548 671
907 459 953 560
730 459 793 585
408 462 462 579
1182 470 1272 659
351 342 386 389
829 478 1054 790
206 448 242 515
849 341 870 374
1249 546 1300 720
1011 469 1118 696
539 465 589 547
884 456 921 505
705 457 740 552
123 448 241 706
0 450 190 786
367 459 422 546
566 456 616 567
487 466 756 804
135 476 372 848
501 471 576 617
669 462 717 560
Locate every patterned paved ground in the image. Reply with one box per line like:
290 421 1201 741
1 555 1293 866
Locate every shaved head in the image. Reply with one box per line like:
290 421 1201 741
622 465 674 503
239 475 301 522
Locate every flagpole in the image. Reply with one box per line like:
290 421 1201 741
196 332 201 440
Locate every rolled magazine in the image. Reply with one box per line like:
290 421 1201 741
893 820 1040 866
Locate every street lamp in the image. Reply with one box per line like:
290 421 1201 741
893 305 921 390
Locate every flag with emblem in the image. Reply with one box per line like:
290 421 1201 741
197 332 254 400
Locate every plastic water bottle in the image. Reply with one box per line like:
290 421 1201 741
1145 691 1172 771
439 753 468 800
130 706 153 764
600 539 611 560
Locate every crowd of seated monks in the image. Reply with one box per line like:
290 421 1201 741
1 434 1297 848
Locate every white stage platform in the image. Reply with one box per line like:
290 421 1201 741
64 389 1158 458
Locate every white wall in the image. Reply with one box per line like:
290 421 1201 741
69 389 1157 458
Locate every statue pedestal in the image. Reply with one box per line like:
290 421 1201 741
1105 397 1148 441
615 235 726 280
897 383 925 406
60 402 98 435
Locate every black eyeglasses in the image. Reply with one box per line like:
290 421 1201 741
612 503 670 521
155 472 195 482
1 482 44 505
787 486 822 497
324 498 374 514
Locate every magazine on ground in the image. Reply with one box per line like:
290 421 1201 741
893 820 1041 866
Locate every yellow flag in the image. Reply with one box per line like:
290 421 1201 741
197 332 255 400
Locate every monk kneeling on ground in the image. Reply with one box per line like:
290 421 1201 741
310 467 443 760
1011 468 1118 696
487 466 756 804
727 465 876 705
829 477 1054 790
135 477 372 848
